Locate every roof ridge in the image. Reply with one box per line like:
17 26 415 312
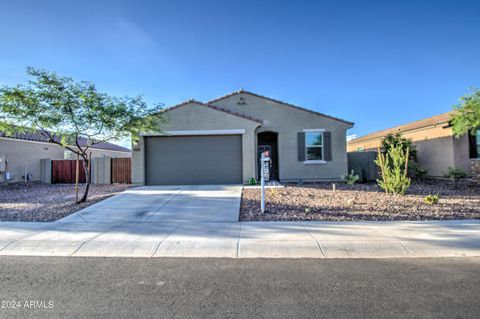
207 89 354 126
349 111 454 144
0 127 131 152
162 99 263 124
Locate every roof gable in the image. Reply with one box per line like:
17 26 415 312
162 99 263 124
208 89 354 126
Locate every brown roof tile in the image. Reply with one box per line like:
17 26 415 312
348 111 454 145
0 129 131 152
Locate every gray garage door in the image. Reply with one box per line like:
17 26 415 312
145 135 242 185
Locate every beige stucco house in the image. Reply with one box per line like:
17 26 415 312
132 90 353 185
0 130 131 183
347 112 480 178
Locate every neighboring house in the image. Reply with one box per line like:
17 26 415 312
0 129 131 183
132 89 353 185
347 111 480 177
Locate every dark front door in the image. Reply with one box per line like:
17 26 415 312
257 132 279 180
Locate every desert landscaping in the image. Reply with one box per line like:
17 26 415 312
241 180 480 221
0 182 131 222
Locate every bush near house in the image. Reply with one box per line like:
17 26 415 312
342 170 359 185
380 133 427 179
375 143 411 195
444 167 468 180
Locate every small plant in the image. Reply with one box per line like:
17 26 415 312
342 170 359 185
443 167 467 180
248 178 257 185
268 187 280 196
424 194 439 205
375 144 411 195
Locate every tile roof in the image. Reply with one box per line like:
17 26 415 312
0 129 131 152
348 111 454 145
207 89 354 126
162 99 263 124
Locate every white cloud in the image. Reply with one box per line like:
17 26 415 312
116 18 157 49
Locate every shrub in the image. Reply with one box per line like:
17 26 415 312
342 170 359 185
443 167 467 180
413 165 428 179
380 133 427 179
375 143 411 195
248 178 257 185
424 194 439 205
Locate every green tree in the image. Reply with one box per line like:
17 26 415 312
381 133 415 157
380 133 426 178
0 67 164 203
451 88 480 137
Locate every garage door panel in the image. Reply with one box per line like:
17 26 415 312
145 135 242 185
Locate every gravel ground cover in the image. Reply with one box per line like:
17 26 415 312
240 180 480 221
0 182 131 222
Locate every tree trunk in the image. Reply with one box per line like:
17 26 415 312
77 153 91 203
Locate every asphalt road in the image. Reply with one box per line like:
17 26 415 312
0 257 478 318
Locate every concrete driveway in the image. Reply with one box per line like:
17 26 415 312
57 185 243 223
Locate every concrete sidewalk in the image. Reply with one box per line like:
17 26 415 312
0 220 478 258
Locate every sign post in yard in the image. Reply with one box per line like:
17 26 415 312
260 152 270 213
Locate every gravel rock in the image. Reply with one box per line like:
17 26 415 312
240 180 480 221
0 182 131 222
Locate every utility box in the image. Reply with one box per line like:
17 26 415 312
0 156 6 172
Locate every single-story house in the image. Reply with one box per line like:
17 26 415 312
0 129 131 183
347 111 480 178
132 89 354 185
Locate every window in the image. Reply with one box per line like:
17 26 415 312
305 132 323 161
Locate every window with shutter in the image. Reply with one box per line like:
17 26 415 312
301 129 331 164
305 132 324 160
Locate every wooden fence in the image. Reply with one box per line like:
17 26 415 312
111 158 131 184
52 160 86 184
51 158 131 184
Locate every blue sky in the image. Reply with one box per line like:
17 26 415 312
1 0 479 146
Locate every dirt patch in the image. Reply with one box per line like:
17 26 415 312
0 182 131 222
240 180 480 221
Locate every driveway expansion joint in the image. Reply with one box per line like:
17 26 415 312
150 222 183 257
303 225 327 258
142 189 184 223
399 241 416 257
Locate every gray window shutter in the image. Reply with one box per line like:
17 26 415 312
297 132 305 161
324 131 332 161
